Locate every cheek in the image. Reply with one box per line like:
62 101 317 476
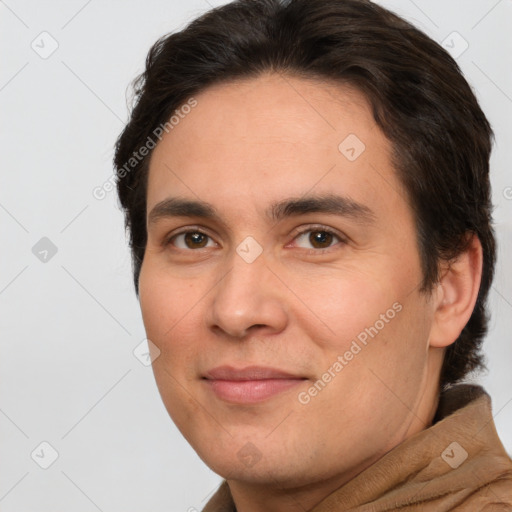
138 265 199 376
289 259 431 397
139 267 205 429
288 266 402 352
139 261 196 339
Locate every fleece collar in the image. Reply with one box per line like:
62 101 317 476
202 385 512 511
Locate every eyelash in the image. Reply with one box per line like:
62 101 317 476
288 225 346 255
164 225 346 254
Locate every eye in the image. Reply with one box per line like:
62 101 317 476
292 226 345 251
166 230 216 250
164 226 345 252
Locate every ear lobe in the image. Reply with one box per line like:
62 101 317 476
429 234 483 349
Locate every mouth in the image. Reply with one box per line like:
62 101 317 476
202 365 307 404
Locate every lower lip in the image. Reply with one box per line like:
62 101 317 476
204 378 304 404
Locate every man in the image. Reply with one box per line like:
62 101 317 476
113 0 512 509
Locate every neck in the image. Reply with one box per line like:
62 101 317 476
227 459 377 512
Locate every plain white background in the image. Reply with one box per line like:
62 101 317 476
1 0 511 510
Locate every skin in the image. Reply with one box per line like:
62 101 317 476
138 72 482 512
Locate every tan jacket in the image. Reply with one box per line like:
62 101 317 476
202 385 512 511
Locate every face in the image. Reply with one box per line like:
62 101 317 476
139 73 443 490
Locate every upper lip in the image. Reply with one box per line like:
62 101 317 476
203 365 304 381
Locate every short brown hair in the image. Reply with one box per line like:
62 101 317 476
113 0 496 388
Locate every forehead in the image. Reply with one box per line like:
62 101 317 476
157 73 377 152
146 72 406 221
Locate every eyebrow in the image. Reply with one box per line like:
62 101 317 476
147 194 375 226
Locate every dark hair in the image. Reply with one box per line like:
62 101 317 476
113 0 496 388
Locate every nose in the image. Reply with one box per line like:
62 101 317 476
206 248 288 339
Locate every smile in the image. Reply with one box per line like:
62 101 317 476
202 365 307 404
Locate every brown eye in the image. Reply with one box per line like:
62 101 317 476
293 227 344 251
309 231 334 249
184 232 208 248
169 231 215 250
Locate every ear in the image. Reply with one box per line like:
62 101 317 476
429 234 483 348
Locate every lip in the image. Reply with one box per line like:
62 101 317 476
204 365 301 381
203 365 306 404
